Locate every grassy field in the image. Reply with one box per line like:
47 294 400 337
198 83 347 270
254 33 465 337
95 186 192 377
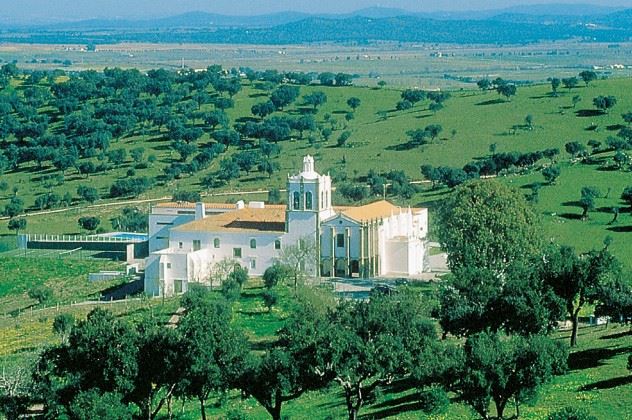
1 59 631 419
0 255 125 314
3 73 630 265
0 253 180 376
0 298 179 357
154 286 632 420
0 262 629 419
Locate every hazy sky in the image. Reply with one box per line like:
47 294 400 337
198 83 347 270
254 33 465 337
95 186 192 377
2 0 632 21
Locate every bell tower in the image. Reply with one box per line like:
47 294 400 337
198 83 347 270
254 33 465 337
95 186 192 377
286 155 333 222
285 156 334 275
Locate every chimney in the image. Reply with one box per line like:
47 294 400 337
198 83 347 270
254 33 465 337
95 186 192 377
248 201 265 209
195 202 206 220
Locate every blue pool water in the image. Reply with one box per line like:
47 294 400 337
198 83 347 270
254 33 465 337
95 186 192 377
101 232 148 241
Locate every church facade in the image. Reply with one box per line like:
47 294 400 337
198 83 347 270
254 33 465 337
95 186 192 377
144 156 428 296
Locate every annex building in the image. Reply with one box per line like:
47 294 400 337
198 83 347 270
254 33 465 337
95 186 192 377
145 156 428 296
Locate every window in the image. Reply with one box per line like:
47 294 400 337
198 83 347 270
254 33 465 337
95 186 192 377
178 242 183 249
305 192 313 210
166 263 172 269
233 248 242 258
274 239 281 250
214 238 220 248
250 238 257 249
157 222 173 226
250 259 256 269
177 210 195 215
293 191 300 210
193 240 201 251
174 280 183 294
337 233 345 248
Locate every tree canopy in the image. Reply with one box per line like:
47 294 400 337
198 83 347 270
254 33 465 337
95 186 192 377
436 180 543 273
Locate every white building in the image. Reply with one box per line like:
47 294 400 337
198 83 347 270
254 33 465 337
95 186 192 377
144 156 428 296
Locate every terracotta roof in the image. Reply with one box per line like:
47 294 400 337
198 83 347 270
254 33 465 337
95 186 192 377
155 202 286 210
340 200 400 222
154 202 231 209
173 208 286 233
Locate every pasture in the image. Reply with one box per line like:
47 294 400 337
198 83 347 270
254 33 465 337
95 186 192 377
1 73 631 265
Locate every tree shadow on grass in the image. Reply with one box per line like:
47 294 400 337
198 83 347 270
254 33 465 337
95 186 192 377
238 175 268 183
382 377 416 394
600 329 632 340
385 141 422 151
559 213 583 220
238 309 268 316
607 124 625 131
575 109 604 117
530 94 556 99
151 144 171 151
561 200 582 207
607 225 632 233
235 116 258 123
596 166 621 172
476 98 506 106
317 391 347 410
580 375 632 391
520 182 544 190
596 206 619 214
568 345 632 371
362 393 425 419
238 292 264 301
100 279 143 301
296 106 317 115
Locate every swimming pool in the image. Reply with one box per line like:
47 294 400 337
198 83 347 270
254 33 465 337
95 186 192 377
98 232 149 241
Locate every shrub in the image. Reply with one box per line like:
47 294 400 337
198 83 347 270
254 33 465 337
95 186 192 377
221 278 241 302
547 407 597 420
28 286 54 304
418 387 450 414
262 290 278 313
172 190 201 203
263 264 291 289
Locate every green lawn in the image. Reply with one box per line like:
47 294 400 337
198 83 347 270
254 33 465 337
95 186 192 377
0 297 180 358
0 255 124 314
0 273 630 419
2 76 631 265
167 287 632 420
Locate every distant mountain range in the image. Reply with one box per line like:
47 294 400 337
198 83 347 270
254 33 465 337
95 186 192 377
1 4 632 45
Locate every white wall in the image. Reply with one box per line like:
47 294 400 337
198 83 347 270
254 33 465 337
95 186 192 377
384 238 409 275
168 229 284 277
148 210 196 252
144 254 161 296
321 215 362 259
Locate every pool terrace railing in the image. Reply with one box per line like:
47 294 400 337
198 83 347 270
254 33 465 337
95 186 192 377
19 233 147 244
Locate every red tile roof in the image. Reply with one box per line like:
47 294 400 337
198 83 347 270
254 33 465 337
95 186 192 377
173 208 286 233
